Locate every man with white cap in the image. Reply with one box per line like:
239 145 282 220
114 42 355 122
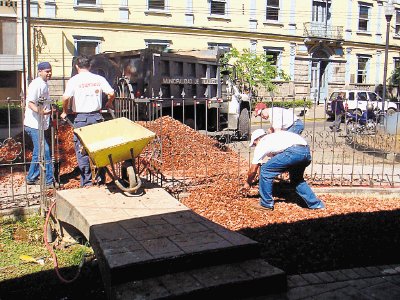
243 129 325 211
253 103 304 134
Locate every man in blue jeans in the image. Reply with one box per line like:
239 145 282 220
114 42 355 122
23 62 54 187
242 129 325 211
61 55 115 187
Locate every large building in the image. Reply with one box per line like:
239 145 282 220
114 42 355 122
0 0 22 100
5 0 400 102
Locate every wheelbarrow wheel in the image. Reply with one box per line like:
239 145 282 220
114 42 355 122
126 165 138 188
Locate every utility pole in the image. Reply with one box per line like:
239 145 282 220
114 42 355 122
382 0 394 111
325 0 329 38
27 0 32 83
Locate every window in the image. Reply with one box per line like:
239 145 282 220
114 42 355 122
210 0 226 16
0 71 17 88
357 56 369 84
145 39 171 51
148 0 165 10
30 1 39 17
264 47 283 78
266 0 279 22
161 60 170 76
368 92 378 101
208 42 231 51
358 4 370 32
357 92 367 101
312 0 330 23
266 51 279 67
396 9 400 36
0 21 17 55
394 57 400 69
76 0 97 5
74 36 102 56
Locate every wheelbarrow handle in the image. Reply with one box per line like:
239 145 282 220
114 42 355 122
108 108 116 119
61 116 75 128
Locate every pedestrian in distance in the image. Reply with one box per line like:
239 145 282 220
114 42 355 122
242 129 325 211
253 102 304 134
329 92 346 132
61 55 115 187
359 102 377 126
24 61 55 188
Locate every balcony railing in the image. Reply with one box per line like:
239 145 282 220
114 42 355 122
304 22 344 40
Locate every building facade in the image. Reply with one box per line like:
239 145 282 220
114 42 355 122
10 0 400 102
0 0 22 100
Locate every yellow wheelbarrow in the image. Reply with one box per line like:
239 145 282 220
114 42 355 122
73 117 156 193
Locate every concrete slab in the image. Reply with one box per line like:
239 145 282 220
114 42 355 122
113 259 286 300
54 183 267 298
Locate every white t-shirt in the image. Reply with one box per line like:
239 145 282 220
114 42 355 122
252 131 308 164
23 77 51 130
268 107 299 130
63 71 114 113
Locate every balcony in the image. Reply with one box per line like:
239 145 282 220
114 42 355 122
304 22 344 41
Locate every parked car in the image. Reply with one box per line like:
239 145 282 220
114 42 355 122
325 90 398 117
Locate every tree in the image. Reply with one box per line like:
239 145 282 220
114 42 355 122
220 48 289 95
389 67 400 99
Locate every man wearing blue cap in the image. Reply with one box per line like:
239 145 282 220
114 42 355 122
23 62 54 187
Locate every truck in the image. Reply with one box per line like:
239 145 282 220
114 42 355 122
76 48 251 139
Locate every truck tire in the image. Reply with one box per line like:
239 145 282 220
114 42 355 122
238 108 250 140
387 108 396 116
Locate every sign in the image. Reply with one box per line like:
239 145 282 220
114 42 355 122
162 78 218 85
0 1 17 7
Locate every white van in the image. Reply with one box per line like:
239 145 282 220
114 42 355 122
326 90 398 117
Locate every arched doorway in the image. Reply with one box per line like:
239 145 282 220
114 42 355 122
310 49 330 104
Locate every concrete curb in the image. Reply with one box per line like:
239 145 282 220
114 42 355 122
314 187 400 196
1 187 399 219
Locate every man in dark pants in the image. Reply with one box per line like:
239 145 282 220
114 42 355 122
330 92 346 132
61 55 115 187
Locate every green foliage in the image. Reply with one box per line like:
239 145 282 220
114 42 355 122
220 48 289 93
389 67 400 86
0 215 92 282
256 99 313 109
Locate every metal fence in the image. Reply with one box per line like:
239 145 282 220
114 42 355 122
1 96 399 212
0 97 56 214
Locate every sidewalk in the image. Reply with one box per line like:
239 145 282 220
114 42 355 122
259 264 400 299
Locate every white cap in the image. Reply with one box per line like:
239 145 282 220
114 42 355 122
249 129 266 147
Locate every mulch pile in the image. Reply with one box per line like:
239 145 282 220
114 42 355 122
2 116 400 274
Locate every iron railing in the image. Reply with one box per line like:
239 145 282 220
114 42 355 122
304 22 344 40
1 96 399 212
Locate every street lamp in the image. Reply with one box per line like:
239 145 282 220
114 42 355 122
382 0 394 112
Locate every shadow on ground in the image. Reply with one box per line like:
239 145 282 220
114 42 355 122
1 207 400 299
239 208 400 275
0 263 105 300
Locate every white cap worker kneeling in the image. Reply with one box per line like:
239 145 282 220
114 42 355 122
253 103 304 135
243 129 325 211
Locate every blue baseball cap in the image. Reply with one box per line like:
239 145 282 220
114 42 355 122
38 62 51 71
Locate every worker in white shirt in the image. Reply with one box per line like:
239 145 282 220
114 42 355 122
61 55 115 187
253 103 304 134
243 129 325 211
